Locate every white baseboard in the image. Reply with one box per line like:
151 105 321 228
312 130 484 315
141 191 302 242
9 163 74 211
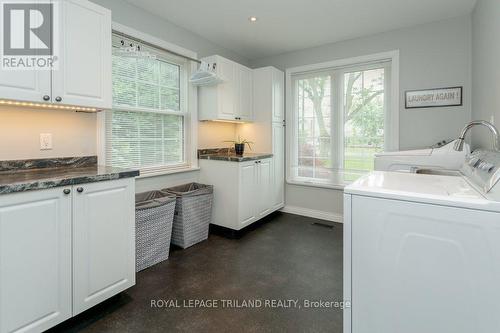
280 205 343 223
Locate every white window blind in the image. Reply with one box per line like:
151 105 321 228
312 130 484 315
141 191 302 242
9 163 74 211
106 34 189 173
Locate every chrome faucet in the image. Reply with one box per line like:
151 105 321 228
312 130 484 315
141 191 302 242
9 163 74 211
454 120 500 151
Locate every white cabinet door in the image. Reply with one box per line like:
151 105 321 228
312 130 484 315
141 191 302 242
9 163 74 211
217 57 236 120
72 179 135 315
256 159 273 218
0 187 72 333
52 0 111 109
0 69 51 104
238 161 257 226
0 1 51 104
272 123 285 209
238 66 253 121
272 69 284 123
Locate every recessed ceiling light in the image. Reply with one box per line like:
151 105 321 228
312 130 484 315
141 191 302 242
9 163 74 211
249 16 257 22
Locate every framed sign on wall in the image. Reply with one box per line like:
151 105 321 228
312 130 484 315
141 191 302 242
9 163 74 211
405 86 462 109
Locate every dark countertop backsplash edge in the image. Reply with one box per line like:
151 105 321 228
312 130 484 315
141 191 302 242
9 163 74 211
0 156 139 195
0 155 97 172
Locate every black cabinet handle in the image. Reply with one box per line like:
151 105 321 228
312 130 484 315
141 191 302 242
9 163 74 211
63 189 71 195
43 95 50 101
55 96 62 102
77 187 84 193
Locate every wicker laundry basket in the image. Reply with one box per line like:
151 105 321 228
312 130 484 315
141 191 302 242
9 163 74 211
135 190 176 271
163 183 214 249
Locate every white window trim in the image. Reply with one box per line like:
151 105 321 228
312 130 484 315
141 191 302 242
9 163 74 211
285 50 400 189
97 22 199 175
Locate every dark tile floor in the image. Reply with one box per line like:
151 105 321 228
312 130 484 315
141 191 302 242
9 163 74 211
49 212 343 333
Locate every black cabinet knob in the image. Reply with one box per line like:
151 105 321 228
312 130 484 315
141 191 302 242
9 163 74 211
43 95 50 101
77 187 84 193
63 189 71 195
55 96 62 102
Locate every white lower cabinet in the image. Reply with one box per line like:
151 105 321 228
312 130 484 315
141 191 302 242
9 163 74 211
200 158 278 230
0 178 135 333
0 188 72 333
255 159 272 218
271 123 285 210
238 162 257 225
72 179 135 315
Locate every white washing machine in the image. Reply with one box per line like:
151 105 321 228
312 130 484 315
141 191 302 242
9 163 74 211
343 149 500 333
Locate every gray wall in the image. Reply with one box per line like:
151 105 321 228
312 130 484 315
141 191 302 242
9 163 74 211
471 0 500 149
251 16 472 217
92 0 250 66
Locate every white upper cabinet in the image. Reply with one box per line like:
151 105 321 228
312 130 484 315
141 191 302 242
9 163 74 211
272 69 285 123
52 0 112 109
238 66 254 121
0 68 51 104
0 0 51 103
253 66 285 125
217 56 236 120
0 0 111 110
198 55 254 122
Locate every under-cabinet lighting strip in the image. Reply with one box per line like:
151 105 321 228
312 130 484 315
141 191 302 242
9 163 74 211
0 99 99 112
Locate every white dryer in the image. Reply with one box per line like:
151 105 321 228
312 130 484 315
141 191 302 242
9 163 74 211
343 149 500 333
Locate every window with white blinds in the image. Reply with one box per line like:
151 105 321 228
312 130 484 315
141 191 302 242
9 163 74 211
105 33 189 173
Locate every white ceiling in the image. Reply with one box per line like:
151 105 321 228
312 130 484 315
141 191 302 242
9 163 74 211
125 0 477 60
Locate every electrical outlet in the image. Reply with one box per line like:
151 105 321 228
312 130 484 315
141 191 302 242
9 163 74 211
40 133 52 150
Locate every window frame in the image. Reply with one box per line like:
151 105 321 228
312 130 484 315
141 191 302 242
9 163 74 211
97 23 199 177
285 51 400 189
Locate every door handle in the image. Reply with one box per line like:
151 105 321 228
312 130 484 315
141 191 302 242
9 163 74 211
76 187 84 193
55 96 62 102
63 189 71 195
43 95 50 101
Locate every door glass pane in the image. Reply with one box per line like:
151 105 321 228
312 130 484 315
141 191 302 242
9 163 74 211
343 68 385 175
296 75 332 180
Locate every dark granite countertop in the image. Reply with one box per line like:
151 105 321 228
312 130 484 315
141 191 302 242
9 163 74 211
198 148 273 162
0 156 139 194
